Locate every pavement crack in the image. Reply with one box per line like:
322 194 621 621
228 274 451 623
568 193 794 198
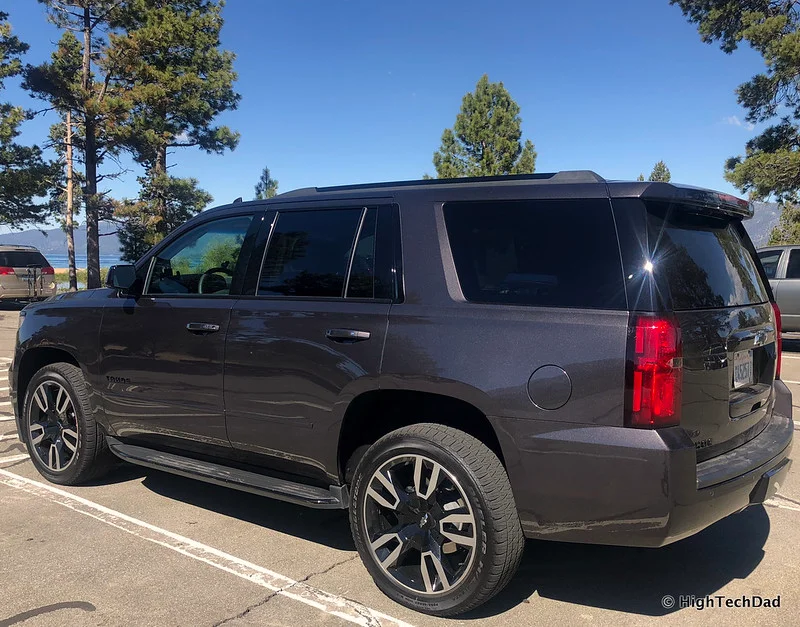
210 555 358 626
211 591 281 627
296 554 359 585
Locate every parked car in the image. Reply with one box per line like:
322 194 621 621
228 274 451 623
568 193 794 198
0 244 56 303
757 245 800 332
10 172 792 616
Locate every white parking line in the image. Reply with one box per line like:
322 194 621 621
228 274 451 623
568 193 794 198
0 468 413 627
0 454 30 464
782 380 800 385
0 416 16 422
781 354 800 360
765 499 800 513
0 433 19 441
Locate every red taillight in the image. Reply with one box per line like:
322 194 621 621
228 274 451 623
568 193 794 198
41 266 54 275
772 301 782 379
0 267 14 275
626 315 682 428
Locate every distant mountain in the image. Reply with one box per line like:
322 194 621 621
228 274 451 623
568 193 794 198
0 221 121 256
745 201 781 248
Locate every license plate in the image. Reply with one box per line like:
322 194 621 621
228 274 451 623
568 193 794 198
732 349 753 389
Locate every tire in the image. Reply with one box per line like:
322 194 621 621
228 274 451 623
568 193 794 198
349 423 524 616
22 363 114 485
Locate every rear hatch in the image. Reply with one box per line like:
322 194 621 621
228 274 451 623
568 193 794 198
642 200 777 460
0 250 54 293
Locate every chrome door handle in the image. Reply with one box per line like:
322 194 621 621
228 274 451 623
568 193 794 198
186 322 220 334
325 328 371 342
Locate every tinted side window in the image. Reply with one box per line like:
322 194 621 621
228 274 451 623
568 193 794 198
259 209 362 297
146 216 253 296
757 250 782 279
443 199 625 309
787 250 800 279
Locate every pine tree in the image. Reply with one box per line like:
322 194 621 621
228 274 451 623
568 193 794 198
673 2 800 200
648 160 671 182
432 75 537 178
111 0 239 250
255 166 278 199
0 12 57 228
27 2 131 288
768 203 800 245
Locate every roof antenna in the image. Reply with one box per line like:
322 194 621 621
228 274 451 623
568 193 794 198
232 197 243 203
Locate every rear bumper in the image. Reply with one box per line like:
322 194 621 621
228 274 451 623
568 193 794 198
0 286 57 301
504 381 793 547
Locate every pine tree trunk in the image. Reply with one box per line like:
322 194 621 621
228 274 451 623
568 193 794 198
65 110 77 292
82 5 100 289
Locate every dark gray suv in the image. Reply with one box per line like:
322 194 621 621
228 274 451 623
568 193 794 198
10 171 793 616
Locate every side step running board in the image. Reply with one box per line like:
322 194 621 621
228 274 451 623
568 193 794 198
105 436 348 509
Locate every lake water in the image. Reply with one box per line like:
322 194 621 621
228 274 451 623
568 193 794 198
46 254 124 269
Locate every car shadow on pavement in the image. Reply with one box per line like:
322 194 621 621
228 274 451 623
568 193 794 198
465 505 770 618
0 302 27 312
137 468 354 551
111 463 770 618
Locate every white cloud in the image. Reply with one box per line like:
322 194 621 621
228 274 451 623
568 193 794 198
723 115 755 131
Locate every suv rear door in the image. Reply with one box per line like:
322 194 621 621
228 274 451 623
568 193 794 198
615 197 777 461
772 248 800 332
224 203 397 483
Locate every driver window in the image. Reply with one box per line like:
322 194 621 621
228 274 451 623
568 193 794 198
145 216 253 296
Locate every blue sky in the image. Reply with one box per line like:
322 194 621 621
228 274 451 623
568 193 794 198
3 0 767 227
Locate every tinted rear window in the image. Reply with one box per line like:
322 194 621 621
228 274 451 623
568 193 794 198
0 251 49 267
646 202 769 310
443 199 626 309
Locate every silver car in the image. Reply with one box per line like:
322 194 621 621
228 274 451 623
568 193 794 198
758 245 800 332
0 245 57 302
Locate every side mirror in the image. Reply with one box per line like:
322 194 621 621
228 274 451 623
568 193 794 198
105 264 139 294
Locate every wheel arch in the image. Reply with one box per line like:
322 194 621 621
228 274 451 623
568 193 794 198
16 346 82 435
337 387 505 484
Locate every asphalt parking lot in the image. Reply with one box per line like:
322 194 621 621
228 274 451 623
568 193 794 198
2 308 800 626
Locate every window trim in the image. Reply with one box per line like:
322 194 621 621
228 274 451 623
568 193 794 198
141 213 260 299
343 208 368 297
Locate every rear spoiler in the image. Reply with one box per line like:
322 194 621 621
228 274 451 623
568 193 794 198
637 183 754 220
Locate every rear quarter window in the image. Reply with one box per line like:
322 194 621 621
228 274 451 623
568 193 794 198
645 202 769 310
443 199 626 310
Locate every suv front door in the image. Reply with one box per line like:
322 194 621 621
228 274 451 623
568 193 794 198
225 204 397 483
99 212 260 454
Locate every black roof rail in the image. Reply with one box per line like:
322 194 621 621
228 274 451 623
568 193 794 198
276 171 604 198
